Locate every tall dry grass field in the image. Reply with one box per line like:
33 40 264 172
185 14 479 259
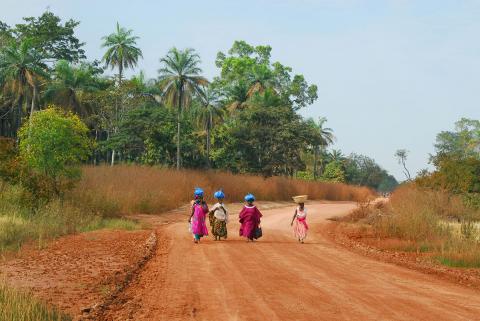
75 165 374 214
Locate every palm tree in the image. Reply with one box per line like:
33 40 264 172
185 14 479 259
310 117 335 179
225 80 249 112
329 149 344 162
0 39 47 134
44 60 99 116
193 86 224 167
101 23 142 86
158 47 208 169
101 22 142 165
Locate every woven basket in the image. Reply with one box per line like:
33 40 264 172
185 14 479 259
292 195 308 203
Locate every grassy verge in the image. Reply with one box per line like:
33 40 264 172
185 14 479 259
0 281 71 321
0 182 140 254
341 185 480 268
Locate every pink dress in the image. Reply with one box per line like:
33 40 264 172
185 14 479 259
293 207 308 240
191 203 209 237
239 205 262 239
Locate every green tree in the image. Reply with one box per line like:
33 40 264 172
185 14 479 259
158 47 208 169
101 23 142 86
329 149 345 162
433 118 480 162
214 40 318 111
12 11 85 62
306 117 334 179
322 161 345 183
212 90 311 176
344 153 397 190
18 107 92 197
44 60 100 116
192 86 224 167
0 39 48 134
102 22 142 165
0 21 13 50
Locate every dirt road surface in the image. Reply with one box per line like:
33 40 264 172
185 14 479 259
103 201 480 321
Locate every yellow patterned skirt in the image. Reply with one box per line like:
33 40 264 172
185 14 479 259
209 212 228 238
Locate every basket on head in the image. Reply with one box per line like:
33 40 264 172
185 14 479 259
292 195 308 204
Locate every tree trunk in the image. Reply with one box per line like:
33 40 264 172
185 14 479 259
14 96 23 138
29 85 36 125
93 129 98 165
176 84 184 170
402 161 411 180
313 145 318 180
111 148 115 166
206 125 211 168
111 64 123 167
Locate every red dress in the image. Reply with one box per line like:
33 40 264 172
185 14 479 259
239 205 262 239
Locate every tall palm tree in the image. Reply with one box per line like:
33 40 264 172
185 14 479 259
101 22 142 86
312 117 335 179
44 60 99 116
101 22 142 165
0 39 47 134
158 47 208 169
193 86 223 167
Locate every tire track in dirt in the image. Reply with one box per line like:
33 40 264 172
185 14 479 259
101 202 480 321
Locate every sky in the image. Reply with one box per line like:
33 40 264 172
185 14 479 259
2 0 479 180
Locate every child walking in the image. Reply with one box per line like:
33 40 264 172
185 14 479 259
209 190 228 241
189 188 209 243
291 201 308 243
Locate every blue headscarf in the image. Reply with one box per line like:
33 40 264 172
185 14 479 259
214 190 225 199
194 188 204 198
244 193 255 202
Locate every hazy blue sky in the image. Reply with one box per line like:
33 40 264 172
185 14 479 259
2 0 479 180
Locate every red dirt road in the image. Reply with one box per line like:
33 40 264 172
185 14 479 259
102 202 480 321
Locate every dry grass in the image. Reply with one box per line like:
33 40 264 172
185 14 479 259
0 280 70 321
0 183 140 254
373 187 451 242
75 165 374 214
341 184 480 267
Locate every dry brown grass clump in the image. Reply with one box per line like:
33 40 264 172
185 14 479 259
0 280 70 321
342 184 480 267
338 199 386 223
75 165 374 214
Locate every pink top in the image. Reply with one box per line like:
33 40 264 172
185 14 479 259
239 205 262 238
191 203 209 236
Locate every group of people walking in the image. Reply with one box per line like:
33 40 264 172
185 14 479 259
187 188 309 244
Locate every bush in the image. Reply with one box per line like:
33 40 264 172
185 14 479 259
0 138 20 184
17 107 92 200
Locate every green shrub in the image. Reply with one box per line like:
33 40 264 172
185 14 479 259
17 107 92 200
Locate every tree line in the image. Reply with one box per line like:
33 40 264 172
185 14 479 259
0 11 397 191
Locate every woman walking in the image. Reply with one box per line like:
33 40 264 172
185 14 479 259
189 188 209 243
239 194 262 242
209 190 229 241
291 201 308 243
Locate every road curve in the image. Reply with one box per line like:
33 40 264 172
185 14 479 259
102 202 480 321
